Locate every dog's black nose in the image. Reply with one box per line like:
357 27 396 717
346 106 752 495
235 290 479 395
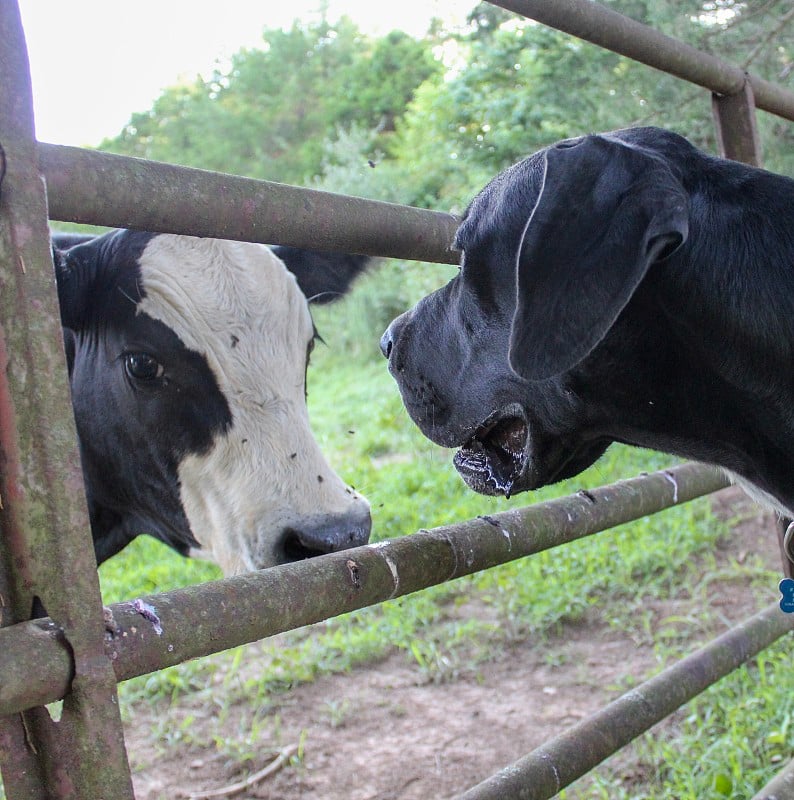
381 311 411 359
382 311 413 360
379 327 394 359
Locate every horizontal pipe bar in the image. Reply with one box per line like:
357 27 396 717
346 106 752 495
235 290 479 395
752 758 794 800
458 603 794 800
38 143 461 265
0 463 727 715
490 0 794 122
0 619 73 716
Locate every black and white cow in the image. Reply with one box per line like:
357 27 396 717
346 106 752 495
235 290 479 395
51 229 371 574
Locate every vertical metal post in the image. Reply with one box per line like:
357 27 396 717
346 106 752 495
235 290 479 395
0 2 134 798
712 79 763 167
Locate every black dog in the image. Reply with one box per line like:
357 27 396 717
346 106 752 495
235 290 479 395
381 126 794 515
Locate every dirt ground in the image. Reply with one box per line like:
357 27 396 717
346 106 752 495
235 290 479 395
125 487 786 800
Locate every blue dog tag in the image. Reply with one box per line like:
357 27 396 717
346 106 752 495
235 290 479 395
779 578 794 613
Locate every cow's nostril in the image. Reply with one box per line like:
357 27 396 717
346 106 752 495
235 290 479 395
282 529 327 561
281 513 371 563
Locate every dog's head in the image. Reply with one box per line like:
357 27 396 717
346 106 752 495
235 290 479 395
381 128 691 496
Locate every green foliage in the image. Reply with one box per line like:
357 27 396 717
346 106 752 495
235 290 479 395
99 537 220 602
333 29 442 139
97 2 794 200
399 23 627 172
578 643 794 799
390 0 794 206
99 18 439 186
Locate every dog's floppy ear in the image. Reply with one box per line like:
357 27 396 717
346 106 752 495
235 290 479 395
509 135 689 380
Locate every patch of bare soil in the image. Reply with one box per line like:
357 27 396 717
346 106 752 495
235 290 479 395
126 487 784 800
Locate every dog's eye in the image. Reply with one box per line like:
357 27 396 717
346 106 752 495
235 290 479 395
124 352 164 381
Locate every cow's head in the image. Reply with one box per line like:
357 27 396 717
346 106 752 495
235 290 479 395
53 229 371 574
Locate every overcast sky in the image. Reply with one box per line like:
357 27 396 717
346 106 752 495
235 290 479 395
17 0 475 147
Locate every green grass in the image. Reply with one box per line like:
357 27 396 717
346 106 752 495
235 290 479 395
566 640 794 799
87 289 794 800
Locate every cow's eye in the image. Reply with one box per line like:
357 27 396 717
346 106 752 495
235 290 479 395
124 352 164 381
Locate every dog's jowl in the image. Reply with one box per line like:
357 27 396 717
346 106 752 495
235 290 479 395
381 126 794 516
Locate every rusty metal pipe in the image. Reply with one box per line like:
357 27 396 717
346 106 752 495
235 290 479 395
39 143 461 265
489 0 794 121
752 757 794 800
0 2 135 797
458 603 794 800
0 464 727 715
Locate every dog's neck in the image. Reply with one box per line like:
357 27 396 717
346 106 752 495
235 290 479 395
591 305 794 515
623 167 794 514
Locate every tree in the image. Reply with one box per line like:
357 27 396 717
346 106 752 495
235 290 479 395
389 0 794 210
100 19 440 185
99 2 794 198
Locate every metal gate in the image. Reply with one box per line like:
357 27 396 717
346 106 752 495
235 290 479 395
2 1 794 798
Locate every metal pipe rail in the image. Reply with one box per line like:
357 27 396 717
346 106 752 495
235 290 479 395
39 143 461 265
0 3 134 797
0 463 727 717
2 2 793 798
753 757 794 800
489 0 794 122
459 603 794 800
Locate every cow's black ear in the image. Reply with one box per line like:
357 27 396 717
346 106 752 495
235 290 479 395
508 135 689 381
52 237 100 331
61 327 76 376
270 245 371 304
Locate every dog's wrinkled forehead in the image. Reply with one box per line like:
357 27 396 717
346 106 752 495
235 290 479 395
454 148 549 260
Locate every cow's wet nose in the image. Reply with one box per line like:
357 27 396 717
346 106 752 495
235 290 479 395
282 507 372 562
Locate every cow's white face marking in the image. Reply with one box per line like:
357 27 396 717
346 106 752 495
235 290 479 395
136 235 369 574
